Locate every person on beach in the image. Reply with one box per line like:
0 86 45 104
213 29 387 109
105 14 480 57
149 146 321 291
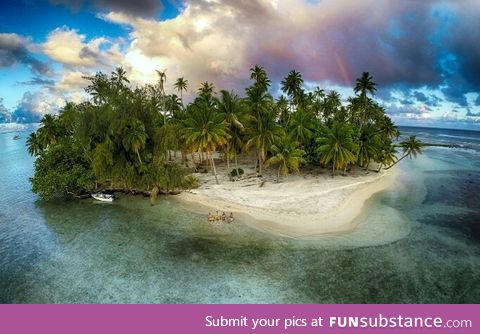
207 212 214 222
228 212 234 223
215 211 220 221
221 212 227 221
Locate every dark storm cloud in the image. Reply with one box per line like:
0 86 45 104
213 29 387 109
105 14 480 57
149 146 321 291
466 111 480 117
49 0 164 17
0 33 53 76
475 95 480 106
245 1 445 89
441 83 469 107
400 99 414 106
407 91 443 107
414 92 427 102
235 0 478 112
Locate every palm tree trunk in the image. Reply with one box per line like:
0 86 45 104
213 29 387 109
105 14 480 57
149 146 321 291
278 165 281 180
332 164 335 177
136 150 142 164
210 152 219 185
377 163 383 172
258 150 263 176
205 151 210 171
365 160 370 171
226 143 230 172
234 151 239 177
181 151 186 166
385 154 408 170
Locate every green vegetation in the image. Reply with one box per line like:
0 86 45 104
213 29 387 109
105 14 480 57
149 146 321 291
28 66 423 200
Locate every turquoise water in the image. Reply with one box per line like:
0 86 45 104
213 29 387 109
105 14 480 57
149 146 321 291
0 126 479 303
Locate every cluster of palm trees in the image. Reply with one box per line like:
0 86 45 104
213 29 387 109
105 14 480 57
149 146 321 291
27 65 423 199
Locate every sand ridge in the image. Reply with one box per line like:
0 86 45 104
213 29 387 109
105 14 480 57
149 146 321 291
177 164 397 239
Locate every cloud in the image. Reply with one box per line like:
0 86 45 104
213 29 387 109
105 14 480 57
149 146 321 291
19 77 56 86
43 27 123 70
413 92 427 102
11 90 66 123
98 0 479 109
466 110 480 117
475 95 480 106
49 0 164 17
0 33 53 76
385 104 432 120
53 70 90 93
0 98 11 123
441 111 459 122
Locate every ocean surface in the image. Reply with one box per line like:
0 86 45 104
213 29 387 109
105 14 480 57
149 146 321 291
0 125 479 303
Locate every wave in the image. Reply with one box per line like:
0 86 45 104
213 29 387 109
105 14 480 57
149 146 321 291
437 134 480 141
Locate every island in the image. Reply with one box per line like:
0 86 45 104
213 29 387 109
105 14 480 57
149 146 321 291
26 66 423 236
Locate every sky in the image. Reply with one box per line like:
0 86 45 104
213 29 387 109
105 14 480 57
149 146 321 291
0 0 479 130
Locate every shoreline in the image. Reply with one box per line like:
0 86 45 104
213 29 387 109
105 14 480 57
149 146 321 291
176 167 397 239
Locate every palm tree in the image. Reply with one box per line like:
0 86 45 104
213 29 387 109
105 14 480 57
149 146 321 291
244 83 279 175
354 72 376 132
198 81 215 97
245 108 282 176
84 72 111 105
323 90 341 123
386 136 424 169
122 119 148 164
357 125 380 169
313 87 325 100
165 94 183 120
287 110 317 146
38 114 59 147
155 70 167 94
317 122 357 176
156 69 167 124
229 125 244 178
174 77 188 105
312 87 325 116
26 132 42 156
377 115 400 139
281 70 304 112
354 71 377 100
250 65 270 91
183 103 229 184
276 95 289 126
111 66 130 90
216 90 245 172
59 102 78 134
265 136 305 179
376 144 397 172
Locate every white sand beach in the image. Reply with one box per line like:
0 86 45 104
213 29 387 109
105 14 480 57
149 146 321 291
177 158 397 239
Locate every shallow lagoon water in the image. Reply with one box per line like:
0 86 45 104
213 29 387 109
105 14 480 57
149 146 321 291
0 127 479 303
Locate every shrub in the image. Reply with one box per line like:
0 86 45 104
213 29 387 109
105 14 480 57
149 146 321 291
230 168 244 177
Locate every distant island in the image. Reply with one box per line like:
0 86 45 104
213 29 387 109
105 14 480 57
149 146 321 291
26 66 424 235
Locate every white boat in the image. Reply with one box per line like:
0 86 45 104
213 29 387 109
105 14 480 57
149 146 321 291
91 193 114 202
